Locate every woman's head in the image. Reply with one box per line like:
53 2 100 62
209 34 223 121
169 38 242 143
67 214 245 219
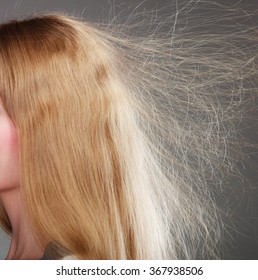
0 14 168 259
0 6 257 260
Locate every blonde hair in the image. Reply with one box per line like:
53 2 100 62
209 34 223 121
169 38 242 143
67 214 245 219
0 2 257 259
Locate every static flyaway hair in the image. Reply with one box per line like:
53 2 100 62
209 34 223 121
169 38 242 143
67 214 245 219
0 2 257 259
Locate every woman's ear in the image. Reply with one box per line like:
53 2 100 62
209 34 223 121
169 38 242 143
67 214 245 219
0 102 20 192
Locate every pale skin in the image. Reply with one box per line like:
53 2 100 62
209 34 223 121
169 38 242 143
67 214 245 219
0 101 44 260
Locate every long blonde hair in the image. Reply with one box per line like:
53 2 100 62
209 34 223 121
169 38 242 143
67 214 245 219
0 2 257 259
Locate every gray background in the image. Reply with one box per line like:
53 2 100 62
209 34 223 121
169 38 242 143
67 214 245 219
0 0 257 260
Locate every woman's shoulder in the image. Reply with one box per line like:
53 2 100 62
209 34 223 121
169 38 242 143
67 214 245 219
60 255 78 260
40 242 78 260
